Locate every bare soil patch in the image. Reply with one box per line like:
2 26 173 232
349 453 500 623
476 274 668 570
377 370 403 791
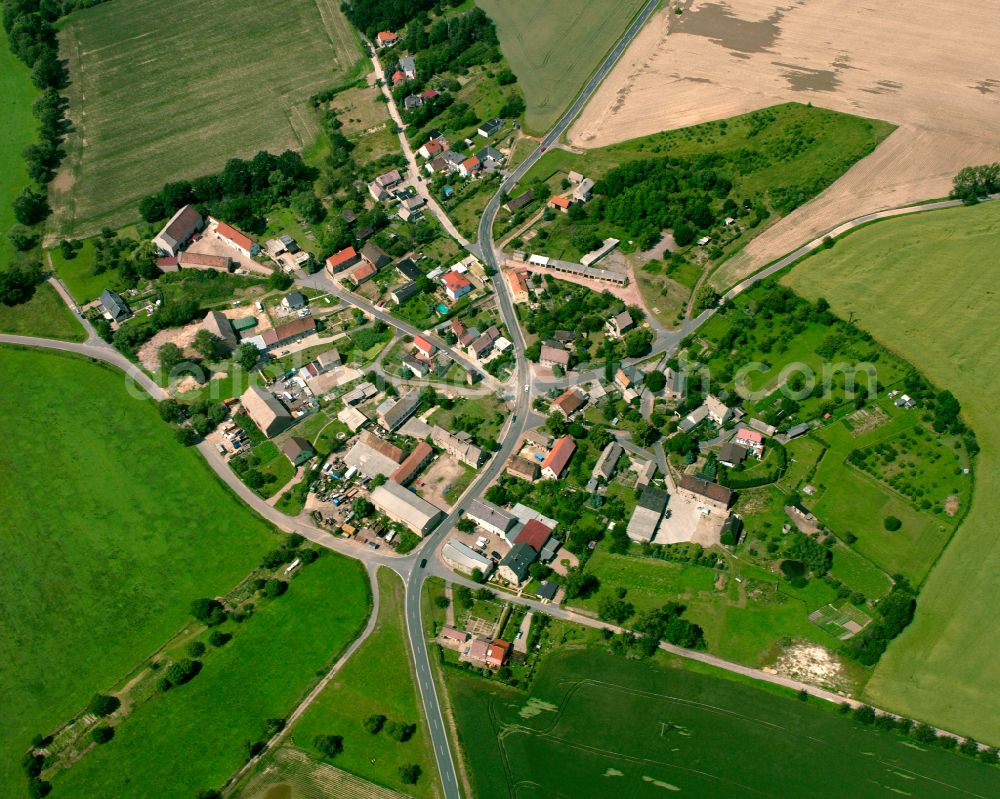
416 454 465 511
570 0 1000 288
137 320 202 370
771 642 851 693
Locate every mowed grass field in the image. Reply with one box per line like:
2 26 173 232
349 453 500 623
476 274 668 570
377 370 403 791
783 201 1000 743
0 281 85 340
290 569 440 798
55 554 370 799
446 647 1000 798
54 0 363 234
0 347 280 789
0 27 38 267
475 0 647 133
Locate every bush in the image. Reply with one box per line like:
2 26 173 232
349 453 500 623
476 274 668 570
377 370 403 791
363 714 386 734
190 597 228 626
27 777 52 799
264 579 288 598
385 720 416 742
208 630 232 648
399 764 422 785
164 658 201 688
883 516 902 531
852 705 876 725
90 725 114 744
186 641 207 658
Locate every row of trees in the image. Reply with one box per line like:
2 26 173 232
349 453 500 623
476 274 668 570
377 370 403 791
950 162 1000 204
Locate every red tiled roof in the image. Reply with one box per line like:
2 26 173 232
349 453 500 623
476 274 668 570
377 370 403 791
261 317 316 346
541 436 576 477
391 441 433 484
549 196 570 208
326 246 358 269
442 271 471 291
735 428 764 443
553 388 586 416
392 70 406 83
461 156 480 170
508 269 528 294
485 639 511 667
450 318 466 335
421 89 440 99
422 140 442 155
377 30 396 42
351 262 376 282
413 336 435 355
215 221 253 251
515 519 552 553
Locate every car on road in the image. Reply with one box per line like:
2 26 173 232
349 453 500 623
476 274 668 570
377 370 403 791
540 146 546 152
420 558 427 568
524 384 529 392
516 630 523 640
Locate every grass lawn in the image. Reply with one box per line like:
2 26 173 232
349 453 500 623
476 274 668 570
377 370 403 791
445 646 1000 798
54 554 371 799
0 28 37 269
475 0 647 133
0 346 281 791
572 541 842 667
53 0 363 235
784 200 1000 743
291 568 439 797
47 238 107 303
431 394 506 449
0 282 85 340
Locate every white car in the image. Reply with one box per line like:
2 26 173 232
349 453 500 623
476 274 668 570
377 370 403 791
524 384 529 393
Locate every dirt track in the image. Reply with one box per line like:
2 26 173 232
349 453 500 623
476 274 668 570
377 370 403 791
569 0 1000 288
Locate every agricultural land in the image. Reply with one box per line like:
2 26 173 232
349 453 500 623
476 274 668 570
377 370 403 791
52 0 364 234
568 0 1000 289
0 27 37 267
475 0 647 132
784 201 1000 744
446 646 1000 798
0 347 281 789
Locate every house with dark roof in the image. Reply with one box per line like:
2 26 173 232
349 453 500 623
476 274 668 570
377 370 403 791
378 390 421 431
506 455 540 482
606 310 634 338
361 241 391 270
203 310 237 350
468 326 500 359
281 436 314 467
719 442 748 468
153 205 203 256
396 258 421 281
503 189 534 213
465 498 518 537
497 542 537 585
391 281 419 304
677 475 734 511
477 118 503 137
626 486 670 543
100 289 131 323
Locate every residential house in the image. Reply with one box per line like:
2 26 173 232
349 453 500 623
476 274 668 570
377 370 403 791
425 155 448 175
442 540 493 577
391 69 407 85
314 349 341 373
442 151 465 172
507 269 529 302
506 455 540 482
442 270 473 301
591 441 622 485
418 139 445 159
465 498 518 537
378 390 421 431
391 281 419 304
393 259 420 283
283 291 307 310
420 88 439 100
541 436 576 480
401 355 429 377
361 241 391 270
572 177 595 202
503 190 534 213
476 146 503 165
458 156 481 178
615 365 643 391
203 310 237 350
370 481 444 536
398 56 416 79
664 367 687 400
430 426 486 468
718 442 748 468
606 310 634 338
536 581 558 603
539 344 570 369
413 336 437 358
398 196 425 221
626 486 670 543
733 428 765 457
368 181 390 202
551 387 586 418
497 542 537 585
376 30 398 47
706 395 732 426
548 195 571 213
390 441 434 485
677 475 734 512
513 519 552 554
477 118 503 137
468 326 500 359
326 246 360 274
347 261 376 286
281 436 314 467
678 405 709 433
483 639 510 669
439 625 469 646
241 385 292 437
153 205 203 256
100 289 131 323
214 220 258 257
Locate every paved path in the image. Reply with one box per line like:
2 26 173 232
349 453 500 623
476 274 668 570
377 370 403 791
367 42 471 249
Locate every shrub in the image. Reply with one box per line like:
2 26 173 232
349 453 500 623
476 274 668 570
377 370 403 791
399 764 422 785
190 597 227 626
186 641 206 658
264 579 288 598
385 720 416 742
883 516 902 531
208 630 232 648
164 658 201 687
91 725 114 744
363 714 386 734
314 734 344 759
87 694 120 717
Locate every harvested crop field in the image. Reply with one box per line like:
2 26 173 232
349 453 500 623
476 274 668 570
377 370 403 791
53 0 363 235
569 0 1000 289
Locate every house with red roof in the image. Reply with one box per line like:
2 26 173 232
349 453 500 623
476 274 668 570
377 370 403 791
325 246 360 274
507 269 529 303
551 388 587 418
421 89 440 100
413 336 437 358
484 639 511 669
418 139 444 159
347 262 376 286
213 220 258 257
548 195 571 213
514 519 553 554
442 271 472 301
376 30 397 48
391 69 407 85
458 156 481 178
541 436 576 480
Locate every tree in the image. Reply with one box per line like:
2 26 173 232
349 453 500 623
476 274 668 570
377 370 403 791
164 658 201 687
0 265 40 306
853 705 877 725
352 497 374 519
563 567 600 599
471 567 485 583
313 734 344 759
385 720 416 742
624 328 654 358
187 641 206 658
598 596 635 624
190 597 228 626
237 342 259 371
193 329 228 361
208 630 231 648
364 713 386 734
264 579 288 598
268 271 293 291
88 694 121 717
7 223 38 251
27 777 52 798
90 725 114 744
883 516 902 532
399 764 422 785
370 474 387 489
158 342 186 375
433 595 450 609
645 370 666 392
456 518 476 534
13 186 50 225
